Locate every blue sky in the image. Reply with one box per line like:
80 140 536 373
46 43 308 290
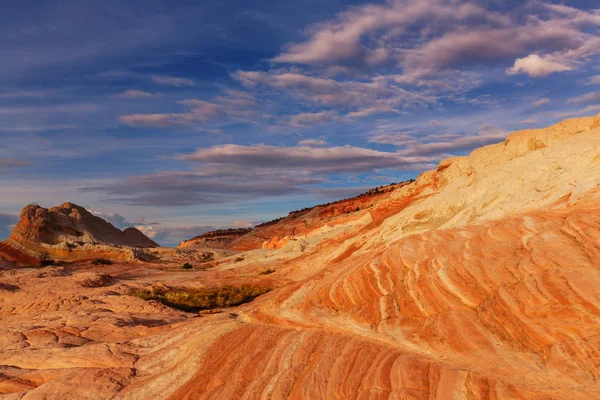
1 0 600 245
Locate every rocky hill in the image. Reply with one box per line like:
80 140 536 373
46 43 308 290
178 181 412 251
1 114 600 399
1 202 158 262
178 228 252 250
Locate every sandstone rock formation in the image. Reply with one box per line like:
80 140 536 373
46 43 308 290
178 228 252 250
1 114 600 399
1 202 158 261
179 182 411 252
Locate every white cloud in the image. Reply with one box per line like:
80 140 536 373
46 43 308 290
271 0 599 84
89 210 133 230
507 54 572 77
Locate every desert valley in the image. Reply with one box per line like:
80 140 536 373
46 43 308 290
1 114 600 399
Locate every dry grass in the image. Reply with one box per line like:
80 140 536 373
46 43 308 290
131 284 271 312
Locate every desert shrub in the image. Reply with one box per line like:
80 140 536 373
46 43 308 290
259 268 276 275
182 263 193 270
39 252 54 267
92 258 112 265
131 284 271 312
200 252 214 262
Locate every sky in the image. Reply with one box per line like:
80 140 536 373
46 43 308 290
1 0 600 246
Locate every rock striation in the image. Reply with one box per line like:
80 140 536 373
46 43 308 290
178 228 252 250
2 114 600 399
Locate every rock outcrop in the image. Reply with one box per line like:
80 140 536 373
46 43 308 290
1 202 158 261
178 228 252 249
2 114 600 399
178 182 411 251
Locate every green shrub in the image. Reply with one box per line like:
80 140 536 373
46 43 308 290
182 263 193 270
130 284 271 312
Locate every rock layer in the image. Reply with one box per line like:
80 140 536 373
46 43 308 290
178 228 252 250
2 114 600 399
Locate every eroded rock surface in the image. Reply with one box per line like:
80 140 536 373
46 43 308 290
1 202 158 262
2 114 600 399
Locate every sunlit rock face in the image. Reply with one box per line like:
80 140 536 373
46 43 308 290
178 228 252 250
1 202 158 261
1 114 600 399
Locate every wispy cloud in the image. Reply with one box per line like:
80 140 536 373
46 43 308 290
567 91 600 105
532 98 552 108
119 90 260 128
179 144 434 173
369 125 507 157
289 111 338 127
587 76 600 85
233 71 434 115
151 75 196 87
0 158 31 169
82 143 436 206
117 89 156 99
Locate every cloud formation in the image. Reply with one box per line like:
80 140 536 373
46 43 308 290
567 91 600 105
118 89 156 99
120 90 259 128
507 54 573 78
83 143 436 206
271 0 599 82
135 223 214 246
297 139 327 147
369 125 508 157
233 71 434 117
179 144 434 173
532 98 552 108
151 75 196 87
89 210 133 230
89 209 211 246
